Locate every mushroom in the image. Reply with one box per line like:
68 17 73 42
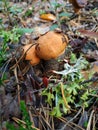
23 44 40 66
35 31 68 60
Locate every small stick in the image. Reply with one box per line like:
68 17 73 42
14 67 20 105
86 110 94 130
60 82 70 109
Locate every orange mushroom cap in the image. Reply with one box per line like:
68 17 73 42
35 31 68 60
23 44 40 66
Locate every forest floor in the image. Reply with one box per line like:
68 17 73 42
0 0 98 130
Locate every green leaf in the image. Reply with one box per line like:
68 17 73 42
9 5 23 15
95 11 98 16
50 2 62 9
65 93 74 103
46 92 54 105
59 12 72 17
62 104 69 113
20 101 29 121
42 90 54 106
92 9 98 16
67 82 79 95
81 90 89 101
50 24 59 31
14 28 34 35
6 122 17 130
0 73 7 85
70 53 77 64
50 106 62 117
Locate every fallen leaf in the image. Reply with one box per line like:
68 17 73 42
69 0 87 13
81 61 98 80
81 61 98 88
30 26 50 39
33 26 50 35
85 50 98 61
70 37 88 52
40 13 56 21
91 61 98 73
78 29 98 39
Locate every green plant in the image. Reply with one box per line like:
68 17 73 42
0 39 7 65
39 10 46 15
9 5 23 15
1 0 13 24
0 28 21 44
1 0 9 12
0 18 3 29
0 28 19 65
0 73 6 85
50 1 62 11
6 101 37 130
24 6 34 17
49 1 72 30
0 26 35 66
42 54 95 117
20 101 33 130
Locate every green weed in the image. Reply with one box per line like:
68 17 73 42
6 101 37 130
42 54 95 117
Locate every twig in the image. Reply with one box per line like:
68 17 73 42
0 59 11 79
86 110 94 130
40 114 52 130
61 108 82 130
58 116 85 130
60 82 70 109
92 113 95 130
14 67 20 105
51 115 54 130
12 117 40 130
28 110 34 123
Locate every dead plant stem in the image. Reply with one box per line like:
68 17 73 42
14 67 20 105
86 110 94 130
60 82 70 109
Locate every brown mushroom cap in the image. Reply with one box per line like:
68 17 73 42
23 44 40 66
35 31 68 60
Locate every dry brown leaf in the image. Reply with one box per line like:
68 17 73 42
69 20 81 27
33 26 50 37
78 30 98 39
91 61 98 73
82 61 98 81
81 61 98 88
69 0 87 13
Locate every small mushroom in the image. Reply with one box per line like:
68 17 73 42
35 31 68 60
23 44 40 66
